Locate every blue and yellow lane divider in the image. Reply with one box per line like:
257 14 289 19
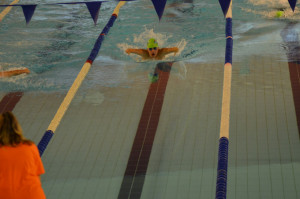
0 0 19 22
216 1 232 199
37 1 127 156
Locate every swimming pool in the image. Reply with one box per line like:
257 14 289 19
0 0 300 199
0 0 296 91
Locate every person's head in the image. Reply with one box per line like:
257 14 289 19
147 38 159 58
0 112 31 147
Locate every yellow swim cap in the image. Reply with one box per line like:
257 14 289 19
276 11 284 18
147 38 158 49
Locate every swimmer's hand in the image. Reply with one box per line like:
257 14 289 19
126 49 131 55
174 47 179 55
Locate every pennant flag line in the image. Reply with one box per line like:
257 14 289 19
54 1 106 5
21 5 37 24
151 0 167 20
0 1 106 6
85 2 102 25
0 1 106 24
219 0 232 17
288 0 297 11
0 1 138 7
0 1 146 24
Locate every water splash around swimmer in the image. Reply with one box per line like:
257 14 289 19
118 28 186 62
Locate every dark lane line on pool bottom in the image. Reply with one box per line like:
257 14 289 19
118 62 173 199
288 62 300 138
0 92 23 113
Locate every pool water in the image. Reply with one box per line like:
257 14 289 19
1 0 299 92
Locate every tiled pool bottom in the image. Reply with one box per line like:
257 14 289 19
1 56 299 198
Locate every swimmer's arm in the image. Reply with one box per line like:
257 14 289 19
126 49 148 57
160 47 179 56
0 68 30 78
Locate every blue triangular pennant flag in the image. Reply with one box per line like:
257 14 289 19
219 0 231 16
288 0 297 12
151 0 167 20
21 5 37 24
85 2 102 25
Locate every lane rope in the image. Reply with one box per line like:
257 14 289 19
0 0 19 22
216 1 232 199
37 1 126 156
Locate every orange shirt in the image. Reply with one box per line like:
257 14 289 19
0 143 46 199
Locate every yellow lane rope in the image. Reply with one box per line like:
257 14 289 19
219 63 232 138
0 0 19 22
47 1 126 133
219 0 232 139
47 62 91 132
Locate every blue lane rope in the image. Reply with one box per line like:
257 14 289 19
38 130 54 156
87 14 117 62
225 18 232 64
216 137 229 199
225 38 233 64
225 18 232 37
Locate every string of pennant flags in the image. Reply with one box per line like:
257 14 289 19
289 0 298 11
0 0 298 25
0 0 168 24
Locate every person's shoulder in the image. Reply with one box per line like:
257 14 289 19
158 48 167 53
160 47 178 51
17 141 33 148
140 49 148 53
25 142 40 156
27 142 38 150
134 49 149 55
18 141 37 151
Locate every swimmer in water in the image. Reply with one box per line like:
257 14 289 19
125 38 179 60
0 68 30 78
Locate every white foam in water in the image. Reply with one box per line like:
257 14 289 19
187 57 206 63
171 61 188 80
95 55 124 65
0 62 28 73
235 23 254 35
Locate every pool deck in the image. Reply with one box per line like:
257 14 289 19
1 56 300 199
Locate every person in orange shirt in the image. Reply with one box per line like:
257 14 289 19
0 112 46 199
